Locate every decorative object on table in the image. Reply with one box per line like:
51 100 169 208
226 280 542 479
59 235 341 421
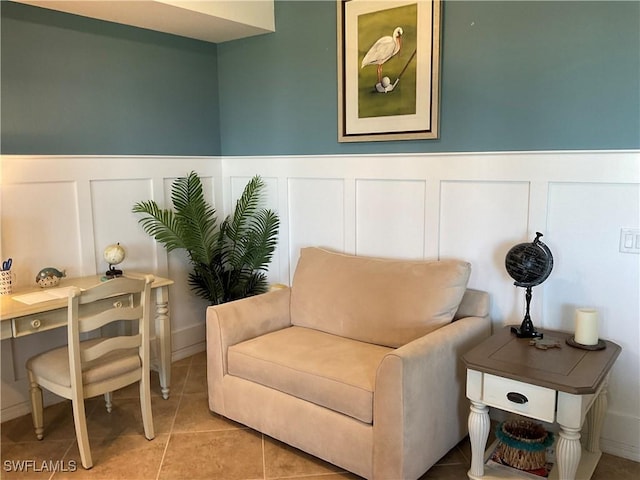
529 338 562 350
35 267 66 288
567 309 606 350
505 232 554 338
493 420 554 473
2 257 12 271
566 336 606 351
1 258 14 295
133 172 279 305
104 243 126 278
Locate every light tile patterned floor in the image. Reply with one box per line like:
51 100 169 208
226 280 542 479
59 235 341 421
1 352 638 479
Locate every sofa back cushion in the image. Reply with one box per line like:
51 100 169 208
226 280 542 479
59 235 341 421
290 247 471 348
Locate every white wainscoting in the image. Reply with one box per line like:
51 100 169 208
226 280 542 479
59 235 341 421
0 156 221 421
221 150 640 462
1 151 639 461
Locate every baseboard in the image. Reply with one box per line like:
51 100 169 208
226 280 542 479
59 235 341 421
171 342 206 363
601 410 640 462
1 402 32 423
600 437 640 462
1 390 65 423
170 321 206 361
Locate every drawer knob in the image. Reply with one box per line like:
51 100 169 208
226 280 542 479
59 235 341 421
507 391 528 404
31 319 42 329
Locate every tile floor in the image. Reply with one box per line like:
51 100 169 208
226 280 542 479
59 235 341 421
1 352 638 479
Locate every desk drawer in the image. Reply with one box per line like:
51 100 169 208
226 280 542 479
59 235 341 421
11 295 132 337
13 309 68 337
483 373 556 423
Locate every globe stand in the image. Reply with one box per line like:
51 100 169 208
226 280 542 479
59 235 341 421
505 232 553 339
511 286 543 339
105 264 123 278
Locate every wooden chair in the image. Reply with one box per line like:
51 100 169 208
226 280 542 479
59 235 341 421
26 275 155 469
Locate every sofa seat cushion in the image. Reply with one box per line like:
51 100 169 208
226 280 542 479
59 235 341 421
227 326 392 424
290 247 471 348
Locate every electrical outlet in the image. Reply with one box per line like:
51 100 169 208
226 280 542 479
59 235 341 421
619 228 640 254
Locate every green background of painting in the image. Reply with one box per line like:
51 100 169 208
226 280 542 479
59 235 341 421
358 4 418 119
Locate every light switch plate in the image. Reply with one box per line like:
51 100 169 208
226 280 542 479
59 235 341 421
619 228 640 254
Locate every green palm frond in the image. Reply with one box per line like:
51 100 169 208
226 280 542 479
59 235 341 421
240 209 279 271
133 172 279 305
223 270 269 302
188 264 224 304
171 172 218 265
132 200 186 253
224 176 265 268
228 176 263 239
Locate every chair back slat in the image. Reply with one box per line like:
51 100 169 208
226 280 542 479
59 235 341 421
27 274 156 470
81 335 142 363
67 275 153 387
77 277 150 305
78 305 143 334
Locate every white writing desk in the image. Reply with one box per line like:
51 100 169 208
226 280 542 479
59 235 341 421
0 272 174 399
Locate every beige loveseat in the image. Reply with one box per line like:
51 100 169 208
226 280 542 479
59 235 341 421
206 247 491 479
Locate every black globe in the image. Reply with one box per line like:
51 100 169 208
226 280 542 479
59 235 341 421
505 232 553 338
505 233 553 288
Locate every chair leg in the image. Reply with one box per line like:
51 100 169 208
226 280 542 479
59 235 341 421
71 398 93 469
139 376 155 440
104 392 113 413
27 371 44 440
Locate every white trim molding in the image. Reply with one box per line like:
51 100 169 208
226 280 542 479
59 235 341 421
2 151 638 462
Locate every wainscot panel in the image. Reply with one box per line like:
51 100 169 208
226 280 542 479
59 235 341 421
220 150 640 462
0 155 221 421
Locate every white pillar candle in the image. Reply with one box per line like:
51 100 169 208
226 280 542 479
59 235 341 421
575 308 599 345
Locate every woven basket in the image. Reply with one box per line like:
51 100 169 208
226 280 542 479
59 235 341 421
494 420 553 471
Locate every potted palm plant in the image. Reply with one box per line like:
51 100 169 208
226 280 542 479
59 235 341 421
132 172 279 305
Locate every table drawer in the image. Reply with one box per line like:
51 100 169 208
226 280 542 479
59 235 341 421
11 295 133 337
12 309 68 337
483 373 556 423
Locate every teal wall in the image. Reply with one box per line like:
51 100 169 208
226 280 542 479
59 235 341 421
2 1 638 156
1 1 220 155
218 0 640 155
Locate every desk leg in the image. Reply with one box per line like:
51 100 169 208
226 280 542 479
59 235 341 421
585 380 608 453
155 286 171 400
468 400 490 479
556 425 581 480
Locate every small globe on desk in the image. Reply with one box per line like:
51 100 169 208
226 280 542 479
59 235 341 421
104 243 125 278
505 232 554 338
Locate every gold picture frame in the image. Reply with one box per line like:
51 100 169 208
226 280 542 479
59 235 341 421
337 0 442 142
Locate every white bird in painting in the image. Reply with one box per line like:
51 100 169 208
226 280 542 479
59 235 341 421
361 27 403 85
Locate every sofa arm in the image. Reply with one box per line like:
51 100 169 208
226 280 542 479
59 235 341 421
373 315 491 480
454 288 490 320
206 288 292 413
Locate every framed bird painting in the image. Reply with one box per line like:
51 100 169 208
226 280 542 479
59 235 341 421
337 0 442 142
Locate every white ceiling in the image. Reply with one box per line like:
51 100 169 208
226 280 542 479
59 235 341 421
14 0 275 43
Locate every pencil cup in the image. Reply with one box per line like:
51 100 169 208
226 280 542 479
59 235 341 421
0 270 14 295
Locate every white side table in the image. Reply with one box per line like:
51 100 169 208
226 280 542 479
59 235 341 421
463 326 621 480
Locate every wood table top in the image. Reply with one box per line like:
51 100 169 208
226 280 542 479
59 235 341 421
0 272 173 320
463 326 621 395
